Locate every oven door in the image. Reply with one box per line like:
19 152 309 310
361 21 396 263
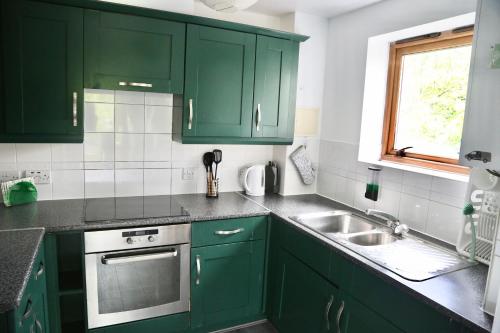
85 243 190 329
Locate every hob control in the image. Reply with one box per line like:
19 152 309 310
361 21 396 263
148 236 156 242
126 237 133 244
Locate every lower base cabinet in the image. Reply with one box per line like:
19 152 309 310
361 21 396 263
190 240 266 332
271 248 401 333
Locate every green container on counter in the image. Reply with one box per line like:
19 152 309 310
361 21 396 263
5 181 38 206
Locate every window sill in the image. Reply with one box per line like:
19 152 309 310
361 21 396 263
369 158 470 183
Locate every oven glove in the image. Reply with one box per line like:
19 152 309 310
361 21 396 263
289 145 316 185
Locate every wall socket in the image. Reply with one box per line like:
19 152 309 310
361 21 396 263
25 170 51 184
182 168 195 181
0 171 21 183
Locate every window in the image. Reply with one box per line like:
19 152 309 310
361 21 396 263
382 28 473 174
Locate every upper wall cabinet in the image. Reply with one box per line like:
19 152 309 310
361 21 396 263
459 0 500 168
179 25 300 145
183 25 256 139
84 10 185 94
252 36 299 140
0 1 84 143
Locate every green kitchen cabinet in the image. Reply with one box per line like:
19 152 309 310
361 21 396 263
252 36 299 140
0 1 84 143
337 292 402 333
191 240 266 332
183 24 256 140
1 241 48 333
271 249 338 333
84 10 185 93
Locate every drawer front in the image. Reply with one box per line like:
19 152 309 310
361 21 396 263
192 216 267 247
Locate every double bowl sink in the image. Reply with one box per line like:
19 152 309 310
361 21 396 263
290 211 475 281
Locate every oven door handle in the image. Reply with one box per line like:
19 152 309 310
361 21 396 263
101 248 178 265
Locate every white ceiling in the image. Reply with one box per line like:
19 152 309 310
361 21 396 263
249 0 383 18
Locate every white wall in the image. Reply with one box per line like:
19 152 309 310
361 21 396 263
273 12 329 195
317 0 477 245
99 0 283 30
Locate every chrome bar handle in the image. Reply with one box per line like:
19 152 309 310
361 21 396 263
35 262 44 280
102 249 177 265
256 103 261 131
196 255 201 285
336 300 345 333
118 81 153 88
214 228 244 235
188 99 193 130
325 294 334 331
72 92 78 127
35 318 42 332
22 298 33 321
128 82 152 88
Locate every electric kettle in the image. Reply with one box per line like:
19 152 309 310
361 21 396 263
241 165 265 196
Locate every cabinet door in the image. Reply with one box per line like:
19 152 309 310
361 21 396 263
272 249 338 333
84 10 185 93
184 25 256 138
253 36 299 139
191 241 265 331
338 293 402 333
1 1 83 143
459 0 500 168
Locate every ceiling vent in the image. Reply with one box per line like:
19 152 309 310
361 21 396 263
200 0 259 13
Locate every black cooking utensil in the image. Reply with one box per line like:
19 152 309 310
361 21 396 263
206 152 215 179
202 152 211 173
213 149 222 179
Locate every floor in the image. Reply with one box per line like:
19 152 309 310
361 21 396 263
225 322 277 333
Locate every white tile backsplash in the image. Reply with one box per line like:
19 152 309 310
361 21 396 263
115 169 144 197
0 90 274 202
0 144 16 163
52 170 84 199
115 104 145 133
16 144 51 162
144 169 171 196
85 169 115 198
317 140 468 245
145 105 173 133
115 91 144 105
115 134 144 162
84 103 114 132
84 133 114 162
144 134 171 161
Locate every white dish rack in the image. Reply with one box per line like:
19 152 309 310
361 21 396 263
457 190 500 265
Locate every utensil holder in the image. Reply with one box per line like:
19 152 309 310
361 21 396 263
206 176 219 198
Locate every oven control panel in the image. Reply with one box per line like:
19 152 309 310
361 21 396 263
84 224 191 253
122 229 158 245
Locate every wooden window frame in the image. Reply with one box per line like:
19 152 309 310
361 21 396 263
381 29 473 175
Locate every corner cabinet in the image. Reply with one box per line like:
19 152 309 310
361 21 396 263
180 25 300 145
0 1 84 143
1 241 48 333
84 10 185 94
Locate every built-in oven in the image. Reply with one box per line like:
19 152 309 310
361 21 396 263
84 224 190 329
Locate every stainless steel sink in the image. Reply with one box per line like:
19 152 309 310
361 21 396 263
290 211 476 281
294 211 376 234
348 232 397 246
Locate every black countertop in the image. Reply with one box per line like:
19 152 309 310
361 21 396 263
242 193 493 333
0 192 493 332
0 228 44 313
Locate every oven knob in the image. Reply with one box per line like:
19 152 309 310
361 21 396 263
126 237 133 244
148 236 155 242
